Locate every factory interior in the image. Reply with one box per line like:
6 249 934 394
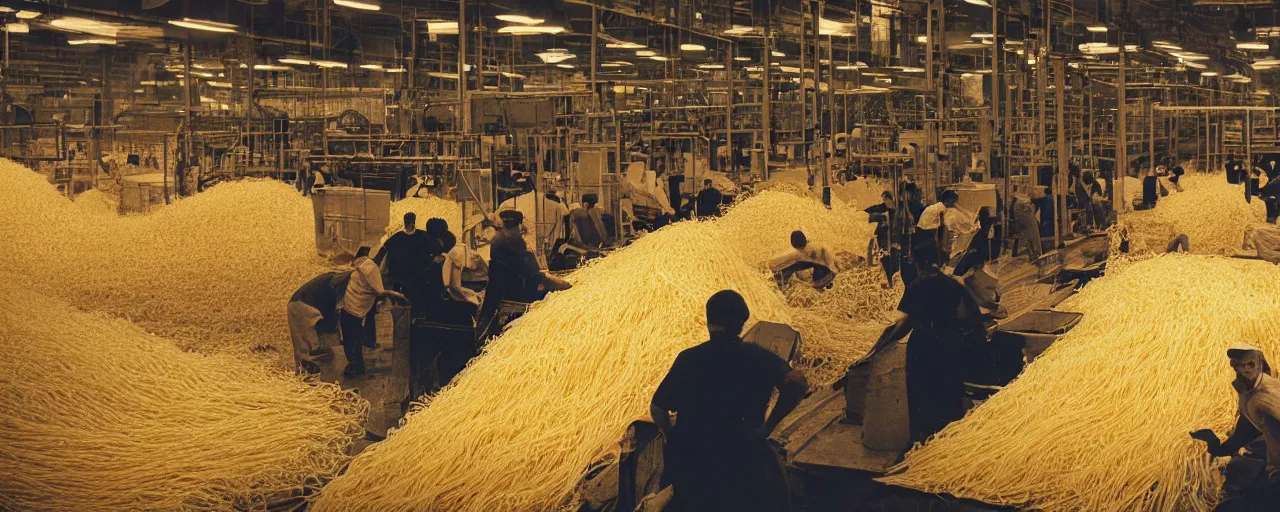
8 0 1280 510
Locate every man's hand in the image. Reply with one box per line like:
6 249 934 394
1190 429 1225 456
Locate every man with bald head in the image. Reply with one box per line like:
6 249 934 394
1191 344 1280 511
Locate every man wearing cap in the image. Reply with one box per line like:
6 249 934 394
1192 344 1280 511
650 290 808 512
476 210 571 344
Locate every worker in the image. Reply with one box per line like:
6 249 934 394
695 179 723 218
286 270 351 375
1190 344 1280 511
916 190 975 264
540 190 572 252
374 212 437 318
876 243 986 443
1244 199 1280 264
340 246 408 378
1260 174 1280 220
650 290 808 512
476 211 572 344
1010 194 1043 260
1168 158 1185 193
569 193 608 250
770 230 837 290
1141 162 1160 209
1228 154 1245 185
424 231 481 388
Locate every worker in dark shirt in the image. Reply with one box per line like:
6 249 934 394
568 193 608 250
1228 155 1245 185
876 243 985 443
476 210 571 344
286 270 351 375
1191 344 1280 512
695 179 724 218
374 212 439 318
651 290 808 512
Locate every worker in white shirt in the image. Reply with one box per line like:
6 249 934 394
1244 199 1280 264
771 230 837 289
340 246 408 379
915 190 975 265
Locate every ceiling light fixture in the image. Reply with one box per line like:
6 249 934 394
495 14 544 25
680 43 706 51
556 63 575 69
771 50 784 57
697 63 725 69
916 35 928 43
649 55 669 62
359 64 383 70
426 21 458 34
314 60 348 69
733 56 751 62
1238 41 1269 50
1086 25 1108 33
605 41 644 49
536 49 576 63
279 57 312 65
963 0 991 6
191 71 214 77
333 0 381 11
253 64 290 71
1183 61 1206 69
497 25 564 35
15 10 39 20
385 67 408 73
1201 71 1219 76
636 50 656 57
5 23 28 34
50 17 119 38
68 38 115 45
168 18 237 33
971 32 994 39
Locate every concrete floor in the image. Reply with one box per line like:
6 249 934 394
313 305 412 454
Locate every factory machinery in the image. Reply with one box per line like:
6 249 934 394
5 0 1280 255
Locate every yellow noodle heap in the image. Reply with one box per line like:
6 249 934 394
787 266 902 386
0 279 366 511
0 159 326 363
312 222 795 511
879 254 1280 512
385 195 464 238
718 189 876 266
1121 174 1267 255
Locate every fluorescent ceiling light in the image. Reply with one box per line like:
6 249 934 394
279 58 312 65
971 32 993 39
733 56 751 61
600 62 623 68
536 49 576 64
254 64 290 71
50 17 118 38
916 35 928 43
1201 71 1219 76
207 81 232 88
5 23 28 34
1171 52 1209 61
556 64 575 69
964 0 991 6
681 43 706 51
1155 43 1182 50
723 25 755 35
191 71 214 77
636 50 656 57
771 50 784 57
385 67 408 73
0 8 13 13
605 61 633 67
68 38 116 45
1086 25 1108 33
360 64 383 70
697 63 725 69
497 25 564 35
314 60 348 69
649 56 669 62
1255 59 1280 66
898 66 924 72
1238 41 1269 50
495 14 544 25
427 21 458 34
333 0 381 11
606 41 644 49
169 18 237 33
15 10 39 20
